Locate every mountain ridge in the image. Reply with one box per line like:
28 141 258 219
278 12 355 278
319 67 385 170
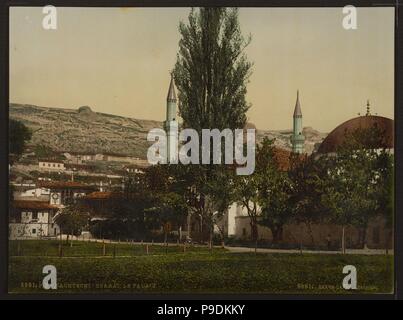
10 103 327 157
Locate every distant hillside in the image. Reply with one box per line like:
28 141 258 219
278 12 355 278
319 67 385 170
10 103 327 157
257 126 327 155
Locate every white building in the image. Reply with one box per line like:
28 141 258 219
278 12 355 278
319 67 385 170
13 187 50 202
9 200 60 239
38 160 65 171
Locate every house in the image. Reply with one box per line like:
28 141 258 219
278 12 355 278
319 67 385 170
102 153 150 167
13 187 50 202
123 164 148 174
37 181 97 207
63 152 104 164
38 160 66 171
9 200 60 239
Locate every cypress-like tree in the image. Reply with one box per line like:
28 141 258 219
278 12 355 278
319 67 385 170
173 7 252 131
172 8 252 245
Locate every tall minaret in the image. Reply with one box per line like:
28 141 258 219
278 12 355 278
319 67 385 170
164 73 178 163
290 90 305 154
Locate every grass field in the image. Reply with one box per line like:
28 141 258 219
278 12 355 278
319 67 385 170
8 240 394 294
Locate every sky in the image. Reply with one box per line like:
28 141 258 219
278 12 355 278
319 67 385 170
9 7 394 132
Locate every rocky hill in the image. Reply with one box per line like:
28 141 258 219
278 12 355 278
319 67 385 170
10 103 327 157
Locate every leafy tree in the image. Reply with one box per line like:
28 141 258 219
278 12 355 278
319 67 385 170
321 125 393 250
173 7 252 132
146 192 188 243
256 138 293 243
288 153 329 246
55 204 89 243
234 166 260 245
172 7 252 245
9 119 31 164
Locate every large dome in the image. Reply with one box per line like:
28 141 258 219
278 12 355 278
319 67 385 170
317 115 394 153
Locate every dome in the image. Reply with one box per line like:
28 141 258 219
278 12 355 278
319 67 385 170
317 115 394 154
244 122 257 130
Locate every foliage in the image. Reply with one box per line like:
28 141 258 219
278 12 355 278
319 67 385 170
255 138 293 243
173 7 252 132
54 204 90 241
171 8 252 243
9 119 31 163
287 153 329 244
320 125 394 246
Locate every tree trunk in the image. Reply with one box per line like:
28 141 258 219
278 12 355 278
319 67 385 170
271 226 283 244
341 226 346 254
306 222 315 246
361 226 367 249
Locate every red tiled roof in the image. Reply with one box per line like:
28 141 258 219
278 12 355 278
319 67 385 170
83 191 123 200
37 181 95 190
271 147 305 171
13 200 58 210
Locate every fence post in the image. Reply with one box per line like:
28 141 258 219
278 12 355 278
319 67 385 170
146 244 149 255
113 244 116 258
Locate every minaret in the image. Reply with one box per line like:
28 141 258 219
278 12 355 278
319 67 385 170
290 90 305 153
164 73 178 163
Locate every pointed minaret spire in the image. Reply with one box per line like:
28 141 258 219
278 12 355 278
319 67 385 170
293 90 302 117
291 90 305 154
167 71 177 102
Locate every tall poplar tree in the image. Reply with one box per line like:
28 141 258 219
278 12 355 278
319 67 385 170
172 8 252 244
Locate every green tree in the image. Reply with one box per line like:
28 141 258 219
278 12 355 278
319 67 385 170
147 191 188 244
172 7 252 246
256 138 293 244
234 166 260 245
9 119 32 164
55 204 89 243
321 125 393 251
288 153 329 246
173 7 252 132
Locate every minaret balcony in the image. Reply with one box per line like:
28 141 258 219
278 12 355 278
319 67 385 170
290 134 305 143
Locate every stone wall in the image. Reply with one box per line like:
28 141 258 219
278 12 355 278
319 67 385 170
234 216 392 249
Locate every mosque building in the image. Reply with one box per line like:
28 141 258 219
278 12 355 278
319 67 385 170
222 98 394 250
162 75 393 249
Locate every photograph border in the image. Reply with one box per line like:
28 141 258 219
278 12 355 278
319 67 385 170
0 0 401 301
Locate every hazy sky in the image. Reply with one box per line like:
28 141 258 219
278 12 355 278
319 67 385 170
10 7 394 132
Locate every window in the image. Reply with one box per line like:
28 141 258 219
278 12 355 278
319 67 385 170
32 228 36 234
242 228 246 236
32 212 38 220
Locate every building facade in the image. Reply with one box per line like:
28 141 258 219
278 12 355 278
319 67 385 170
38 160 66 171
9 200 60 239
